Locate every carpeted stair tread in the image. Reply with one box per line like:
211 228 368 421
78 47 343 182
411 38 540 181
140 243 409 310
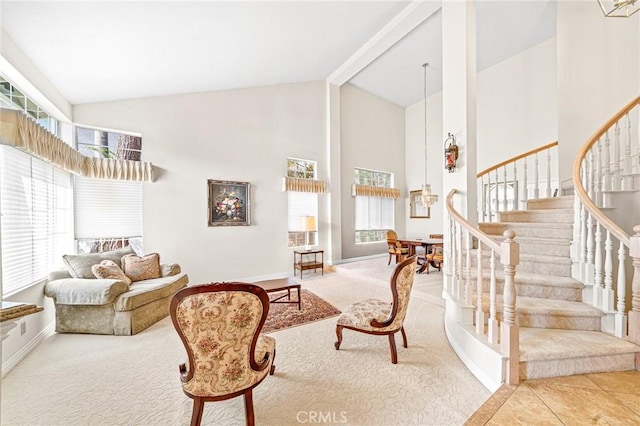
476 294 602 317
474 251 572 265
519 328 640 362
472 269 583 289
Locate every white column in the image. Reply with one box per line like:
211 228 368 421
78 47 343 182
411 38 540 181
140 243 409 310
442 0 477 293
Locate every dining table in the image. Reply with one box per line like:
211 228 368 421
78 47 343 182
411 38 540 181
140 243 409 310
396 237 444 273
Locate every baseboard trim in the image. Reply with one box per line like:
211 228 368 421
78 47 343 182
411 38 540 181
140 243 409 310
333 254 386 265
2 321 55 379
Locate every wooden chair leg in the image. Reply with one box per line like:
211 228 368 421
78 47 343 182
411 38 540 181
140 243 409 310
387 332 398 364
270 348 276 375
400 326 408 348
244 389 255 426
190 397 204 426
334 325 343 350
388 253 392 265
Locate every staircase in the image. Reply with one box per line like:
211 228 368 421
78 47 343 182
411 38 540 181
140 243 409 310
477 195 640 380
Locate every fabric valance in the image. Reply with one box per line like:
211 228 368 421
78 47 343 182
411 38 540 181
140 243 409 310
282 176 327 193
352 184 400 199
0 108 154 182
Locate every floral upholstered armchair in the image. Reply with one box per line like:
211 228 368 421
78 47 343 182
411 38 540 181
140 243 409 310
334 255 417 364
170 283 276 426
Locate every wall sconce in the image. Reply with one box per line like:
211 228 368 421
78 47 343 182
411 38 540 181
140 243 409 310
444 133 458 173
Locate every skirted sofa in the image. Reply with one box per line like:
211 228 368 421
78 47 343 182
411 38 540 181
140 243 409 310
44 246 188 335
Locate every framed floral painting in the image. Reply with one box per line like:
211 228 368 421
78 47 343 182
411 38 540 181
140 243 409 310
208 180 251 226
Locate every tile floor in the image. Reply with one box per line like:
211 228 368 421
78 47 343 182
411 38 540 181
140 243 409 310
465 370 640 425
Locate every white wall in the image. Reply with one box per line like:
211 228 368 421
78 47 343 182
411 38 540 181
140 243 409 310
404 37 558 233
405 91 444 238
339 84 406 259
477 37 557 173
557 1 640 184
74 81 327 284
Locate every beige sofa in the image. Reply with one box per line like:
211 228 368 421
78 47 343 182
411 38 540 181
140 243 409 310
44 247 188 335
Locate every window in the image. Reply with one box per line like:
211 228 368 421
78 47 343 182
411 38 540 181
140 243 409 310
74 177 143 254
0 146 73 295
287 158 318 248
354 168 394 244
76 126 142 160
0 76 59 134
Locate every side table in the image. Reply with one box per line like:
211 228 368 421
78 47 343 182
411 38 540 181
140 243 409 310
293 249 324 279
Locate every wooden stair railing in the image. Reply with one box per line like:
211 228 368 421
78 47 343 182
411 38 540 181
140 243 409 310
445 189 520 385
572 95 640 343
477 141 558 222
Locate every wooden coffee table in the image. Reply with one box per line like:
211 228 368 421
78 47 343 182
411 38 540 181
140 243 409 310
254 277 301 310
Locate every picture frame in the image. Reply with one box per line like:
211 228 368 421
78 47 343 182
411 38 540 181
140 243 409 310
208 180 251 226
409 190 430 218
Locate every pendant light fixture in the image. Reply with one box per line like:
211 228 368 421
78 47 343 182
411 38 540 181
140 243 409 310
420 63 438 207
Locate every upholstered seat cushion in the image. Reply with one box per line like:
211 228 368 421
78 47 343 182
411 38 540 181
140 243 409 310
336 298 394 332
44 278 129 305
114 273 189 312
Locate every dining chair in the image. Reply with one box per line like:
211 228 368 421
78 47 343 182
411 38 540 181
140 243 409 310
386 230 409 265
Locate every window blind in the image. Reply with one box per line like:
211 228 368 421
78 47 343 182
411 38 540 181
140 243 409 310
0 146 73 295
74 177 143 239
287 191 318 231
355 196 394 230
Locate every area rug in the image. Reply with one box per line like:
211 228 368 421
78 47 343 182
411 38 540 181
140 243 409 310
262 289 341 333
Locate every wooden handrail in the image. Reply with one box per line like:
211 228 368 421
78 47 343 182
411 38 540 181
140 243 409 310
477 141 558 178
572 95 640 248
446 189 500 252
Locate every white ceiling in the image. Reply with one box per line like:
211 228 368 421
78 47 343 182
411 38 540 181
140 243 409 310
1 1 556 107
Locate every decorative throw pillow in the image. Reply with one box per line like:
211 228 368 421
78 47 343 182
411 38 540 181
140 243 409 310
122 253 162 282
63 246 136 279
91 260 132 285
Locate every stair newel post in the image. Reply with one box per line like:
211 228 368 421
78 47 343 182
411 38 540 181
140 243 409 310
614 241 628 338
494 170 499 217
502 166 508 212
533 152 540 199
500 230 519 385
513 162 519 211
488 249 499 345
476 242 485 335
603 230 615 312
522 157 528 208
613 121 621 191
628 225 640 345
464 230 473 306
594 222 603 309
545 147 551 198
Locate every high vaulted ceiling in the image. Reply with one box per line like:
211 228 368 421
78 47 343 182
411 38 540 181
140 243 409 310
0 1 557 107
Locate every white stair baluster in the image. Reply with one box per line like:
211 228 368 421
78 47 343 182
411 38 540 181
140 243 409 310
533 152 540 199
613 121 621 190
464 230 472 305
513 161 519 211
603 131 612 193
615 241 628 338
594 222 603 309
487 249 499 345
522 157 529 207
476 243 485 335
546 147 551 198
624 112 632 189
502 166 508 212
494 170 499 218
596 137 603 206
603 230 614 312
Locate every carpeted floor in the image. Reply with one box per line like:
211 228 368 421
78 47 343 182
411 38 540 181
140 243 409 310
0 257 490 425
